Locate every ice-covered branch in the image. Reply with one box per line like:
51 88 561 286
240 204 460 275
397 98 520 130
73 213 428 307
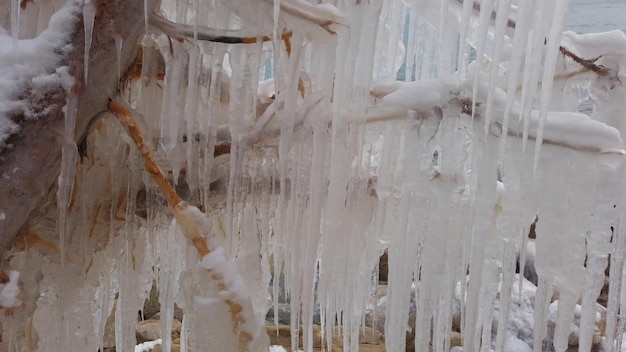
216 0 347 37
266 0 348 34
370 76 625 155
149 13 292 44
108 99 266 351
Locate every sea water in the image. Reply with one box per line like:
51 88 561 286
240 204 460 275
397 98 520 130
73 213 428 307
565 0 626 33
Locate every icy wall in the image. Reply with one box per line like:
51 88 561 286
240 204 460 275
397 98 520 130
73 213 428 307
1 0 626 352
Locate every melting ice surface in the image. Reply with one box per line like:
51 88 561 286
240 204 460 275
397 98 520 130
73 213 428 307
2 0 626 352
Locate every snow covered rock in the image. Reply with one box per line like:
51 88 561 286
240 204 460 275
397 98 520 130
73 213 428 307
546 300 604 348
450 274 536 351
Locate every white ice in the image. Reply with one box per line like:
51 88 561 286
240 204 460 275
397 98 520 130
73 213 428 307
3 1 626 352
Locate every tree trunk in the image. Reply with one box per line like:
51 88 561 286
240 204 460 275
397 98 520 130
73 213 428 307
0 0 150 252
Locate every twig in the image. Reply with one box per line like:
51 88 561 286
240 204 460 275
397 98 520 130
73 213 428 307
559 46 608 75
108 98 262 351
150 13 293 45
108 100 182 208
108 99 208 254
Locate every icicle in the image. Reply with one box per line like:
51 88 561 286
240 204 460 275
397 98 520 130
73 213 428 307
157 220 187 352
404 11 418 81
606 223 626 347
114 34 123 82
184 44 200 194
531 0 570 181
144 0 149 33
482 0 511 135
180 315 188 352
519 30 537 153
457 0 474 77
494 241 517 352
83 0 96 83
11 0 20 48
498 0 535 154
199 46 227 208
373 0 402 82
470 0 496 123
156 36 187 178
436 0 454 75
57 84 79 269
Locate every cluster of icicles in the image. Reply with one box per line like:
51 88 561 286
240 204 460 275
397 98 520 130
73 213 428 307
2 0 626 351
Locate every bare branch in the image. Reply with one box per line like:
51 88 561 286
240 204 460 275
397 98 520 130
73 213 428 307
559 46 609 75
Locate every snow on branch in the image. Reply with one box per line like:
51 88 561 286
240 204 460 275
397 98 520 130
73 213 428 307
0 0 81 150
370 75 625 155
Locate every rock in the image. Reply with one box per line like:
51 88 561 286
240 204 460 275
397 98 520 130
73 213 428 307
522 240 538 286
143 282 184 321
379 250 389 283
136 319 161 342
376 285 388 299
151 338 184 352
364 284 395 333
546 300 604 349
450 331 463 349
102 299 117 350
266 323 385 351
364 284 416 352
265 302 322 325
492 275 536 348
516 239 538 286
136 317 182 343
597 303 607 337
451 274 536 350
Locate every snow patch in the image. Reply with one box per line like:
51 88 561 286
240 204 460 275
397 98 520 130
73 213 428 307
0 0 81 150
134 339 162 352
0 270 21 308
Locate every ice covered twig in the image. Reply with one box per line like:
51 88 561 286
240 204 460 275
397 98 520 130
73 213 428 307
269 0 348 35
196 247 267 350
368 78 626 155
149 12 293 44
108 99 209 256
108 99 181 209
108 99 264 351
